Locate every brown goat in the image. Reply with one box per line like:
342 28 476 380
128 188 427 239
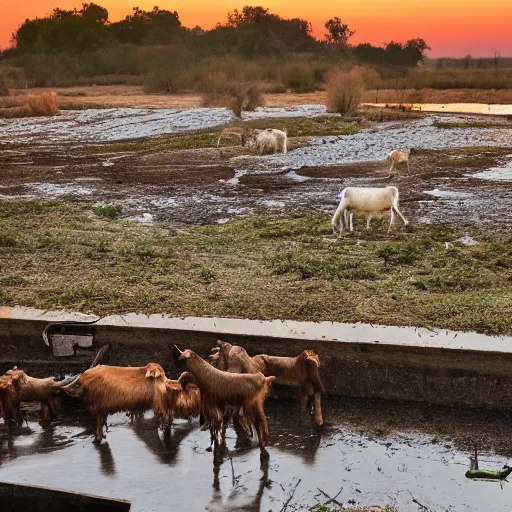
177 349 275 460
210 340 325 426
62 363 167 443
153 372 201 434
0 373 22 426
0 369 69 426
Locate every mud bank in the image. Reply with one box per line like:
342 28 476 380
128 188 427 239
2 398 512 511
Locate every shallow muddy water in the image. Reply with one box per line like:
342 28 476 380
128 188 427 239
1 108 512 228
2 398 512 511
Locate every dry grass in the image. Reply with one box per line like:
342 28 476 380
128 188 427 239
361 106 424 122
0 92 59 118
0 77 8 97
201 76 263 118
27 92 59 115
362 88 512 104
6 85 512 111
326 67 365 115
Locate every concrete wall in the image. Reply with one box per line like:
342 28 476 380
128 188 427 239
2 314 512 410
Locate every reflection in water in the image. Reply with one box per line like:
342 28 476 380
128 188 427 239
4 399 512 511
96 442 116 476
268 399 323 466
0 422 73 467
131 416 197 467
209 456 270 511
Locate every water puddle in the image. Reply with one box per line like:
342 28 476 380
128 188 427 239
125 213 154 224
254 115 512 170
458 235 479 246
26 182 94 197
470 160 512 181
425 189 474 199
286 170 311 182
2 399 512 511
241 104 328 120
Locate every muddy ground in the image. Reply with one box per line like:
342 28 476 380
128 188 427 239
1 111 511 229
2 107 512 510
3 397 512 511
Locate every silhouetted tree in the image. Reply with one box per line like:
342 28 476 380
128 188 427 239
110 7 182 45
14 2 111 52
324 17 355 47
10 2 430 71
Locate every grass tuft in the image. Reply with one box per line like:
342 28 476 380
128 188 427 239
92 204 122 219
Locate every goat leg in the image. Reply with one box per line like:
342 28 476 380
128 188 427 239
253 404 270 461
299 387 308 416
163 413 173 436
40 403 51 424
233 413 252 449
206 429 215 452
314 392 324 426
94 413 106 443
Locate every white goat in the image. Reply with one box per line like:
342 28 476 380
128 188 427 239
387 149 411 175
331 186 408 235
251 129 287 155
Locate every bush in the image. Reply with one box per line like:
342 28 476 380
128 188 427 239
199 266 217 282
92 204 122 219
280 61 317 93
200 60 264 117
0 92 59 118
27 92 59 116
326 67 365 115
203 82 263 117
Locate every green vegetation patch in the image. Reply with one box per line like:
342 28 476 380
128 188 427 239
0 200 511 335
242 116 359 138
92 203 122 219
92 116 361 155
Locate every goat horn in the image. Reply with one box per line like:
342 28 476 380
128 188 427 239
174 345 183 354
54 374 81 388
61 373 81 389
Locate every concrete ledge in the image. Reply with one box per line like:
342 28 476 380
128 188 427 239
3 306 512 353
2 307 512 410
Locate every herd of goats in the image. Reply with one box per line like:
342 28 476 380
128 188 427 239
220 126 411 235
0 340 325 461
0 126 414 465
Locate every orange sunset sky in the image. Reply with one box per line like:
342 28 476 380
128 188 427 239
1 0 511 57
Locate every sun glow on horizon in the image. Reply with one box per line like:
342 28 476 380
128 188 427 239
1 0 511 57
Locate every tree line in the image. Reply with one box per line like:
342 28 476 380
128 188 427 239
4 4 430 67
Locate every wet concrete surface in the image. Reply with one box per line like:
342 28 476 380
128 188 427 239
3 398 512 511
